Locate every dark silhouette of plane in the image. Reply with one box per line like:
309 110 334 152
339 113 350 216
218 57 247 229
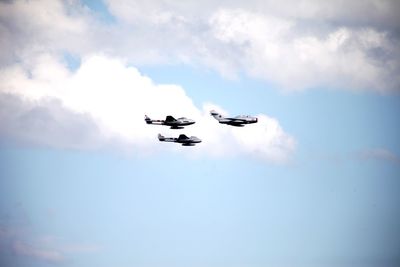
158 134 202 146
145 115 195 129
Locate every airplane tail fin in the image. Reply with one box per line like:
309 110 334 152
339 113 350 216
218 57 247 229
145 115 152 124
158 134 165 141
210 110 224 121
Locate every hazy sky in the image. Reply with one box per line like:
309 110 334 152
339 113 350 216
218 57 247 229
0 1 399 267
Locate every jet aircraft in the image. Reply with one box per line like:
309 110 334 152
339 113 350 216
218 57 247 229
145 115 195 129
158 134 202 146
210 110 258 127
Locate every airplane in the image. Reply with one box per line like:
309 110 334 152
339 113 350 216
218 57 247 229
210 110 258 127
145 115 195 129
158 134 202 146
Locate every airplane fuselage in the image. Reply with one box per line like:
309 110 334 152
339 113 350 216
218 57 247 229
210 110 258 127
164 119 195 129
145 115 195 129
177 136 202 144
158 134 202 146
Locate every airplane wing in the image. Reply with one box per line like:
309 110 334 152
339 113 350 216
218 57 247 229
165 116 177 122
226 117 247 123
226 122 245 126
178 134 189 140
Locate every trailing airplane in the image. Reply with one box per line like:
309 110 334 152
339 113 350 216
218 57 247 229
145 115 195 129
158 134 202 146
210 110 258 127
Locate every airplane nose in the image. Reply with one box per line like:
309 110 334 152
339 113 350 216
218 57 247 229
255 118 258 122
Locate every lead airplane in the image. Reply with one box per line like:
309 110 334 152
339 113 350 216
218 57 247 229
210 110 258 127
158 134 202 146
145 115 195 129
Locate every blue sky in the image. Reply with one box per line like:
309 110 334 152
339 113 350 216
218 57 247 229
0 1 400 267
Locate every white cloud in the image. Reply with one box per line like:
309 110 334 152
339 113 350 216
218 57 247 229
102 0 400 91
103 0 400 28
0 54 295 163
0 224 101 265
0 93 101 149
0 0 91 65
1 0 399 92
208 9 399 91
359 148 400 164
12 241 65 263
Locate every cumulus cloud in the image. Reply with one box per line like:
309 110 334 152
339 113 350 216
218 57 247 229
0 54 295 162
1 0 399 92
103 0 400 91
208 8 400 91
0 0 91 65
0 93 101 149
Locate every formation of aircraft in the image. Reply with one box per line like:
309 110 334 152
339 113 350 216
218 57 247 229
158 134 202 146
210 110 258 127
145 110 258 146
145 115 195 129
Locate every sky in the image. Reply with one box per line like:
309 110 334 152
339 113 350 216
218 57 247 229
0 0 399 267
